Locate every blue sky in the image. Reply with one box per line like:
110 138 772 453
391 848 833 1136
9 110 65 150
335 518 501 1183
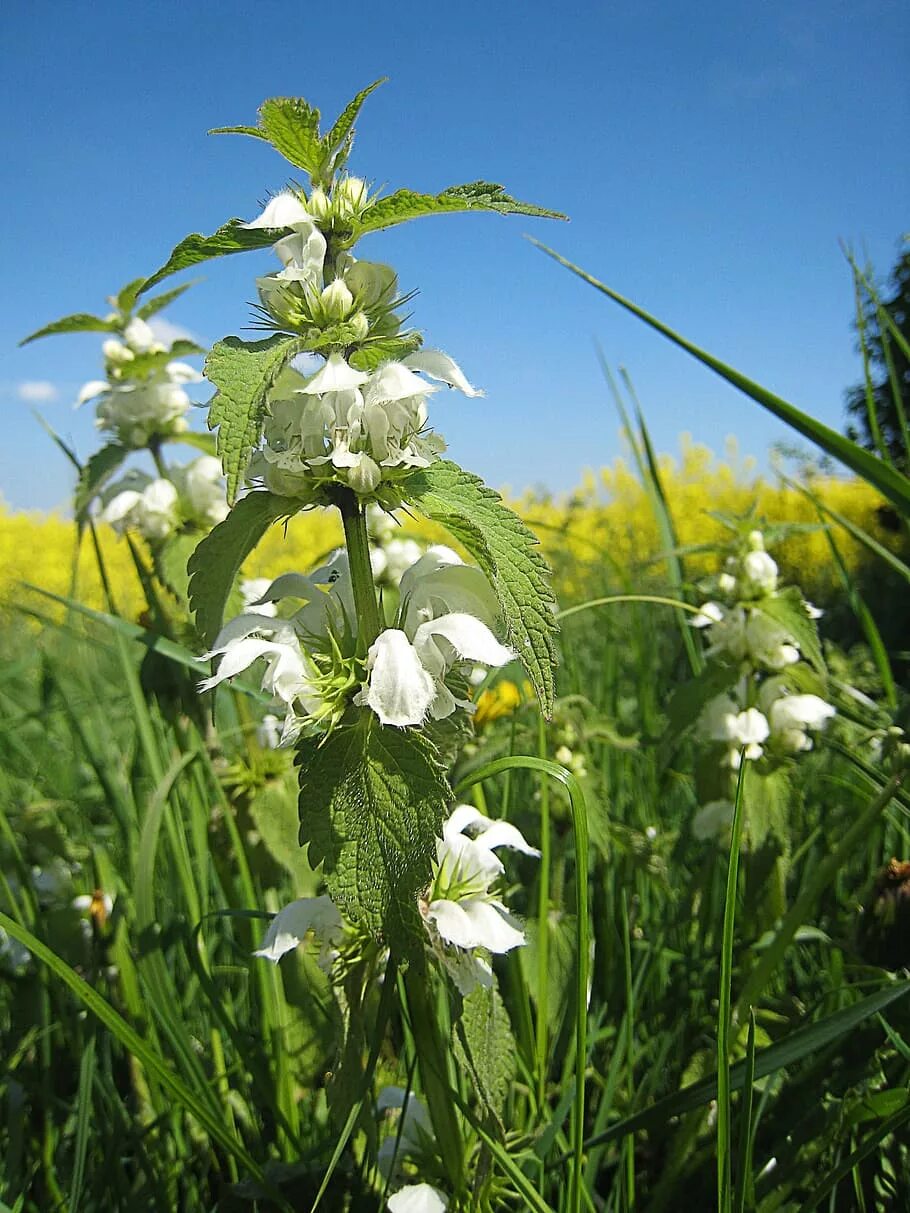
2 0 907 511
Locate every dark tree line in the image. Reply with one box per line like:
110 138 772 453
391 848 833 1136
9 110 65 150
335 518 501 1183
845 240 910 470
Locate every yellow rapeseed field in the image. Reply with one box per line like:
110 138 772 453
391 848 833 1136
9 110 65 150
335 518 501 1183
1 441 894 627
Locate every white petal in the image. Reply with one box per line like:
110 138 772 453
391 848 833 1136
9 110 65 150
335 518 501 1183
367 361 437 404
305 352 369 395
387 1184 448 1213
427 898 479 949
462 899 526 953
403 350 484 397
443 804 488 840
242 191 311 229
365 630 436 727
472 820 540 857
198 637 285 691
124 317 156 352
76 380 109 406
254 895 342 962
413 613 514 669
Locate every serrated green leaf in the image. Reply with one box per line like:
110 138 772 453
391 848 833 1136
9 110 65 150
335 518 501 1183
139 220 284 295
74 443 129 521
756 587 825 674
348 332 423 372
205 334 301 502
405 460 558 716
454 979 516 1123
208 124 268 140
188 489 304 644
259 96 323 175
19 313 119 346
357 182 567 237
135 280 199 321
297 718 449 944
323 77 387 165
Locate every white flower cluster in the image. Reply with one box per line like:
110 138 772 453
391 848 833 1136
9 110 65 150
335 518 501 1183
690 530 835 834
255 802 536 995
100 456 229 542
252 803 534 1211
421 804 538 995
200 545 513 741
242 192 482 498
76 317 202 448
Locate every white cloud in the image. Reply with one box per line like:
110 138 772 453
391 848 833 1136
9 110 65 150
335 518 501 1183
17 380 59 403
148 316 198 347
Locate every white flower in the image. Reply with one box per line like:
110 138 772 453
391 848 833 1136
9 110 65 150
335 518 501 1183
765 691 835 753
358 551 511 727
123 317 160 353
103 338 134 365
699 696 769 767
744 612 799 669
691 601 725 628
422 805 538 993
171 455 229 527
101 475 178 541
199 552 357 735
741 550 778 595
242 191 311 229
388 1184 448 1213
718 572 737 594
0 927 31 974
254 895 344 964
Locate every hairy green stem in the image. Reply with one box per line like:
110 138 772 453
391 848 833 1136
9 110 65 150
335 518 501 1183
336 488 381 652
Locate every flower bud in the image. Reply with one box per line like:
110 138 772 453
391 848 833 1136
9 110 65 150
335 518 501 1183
747 530 765 551
103 338 134 365
307 186 331 219
320 279 354 320
335 176 369 218
348 311 370 341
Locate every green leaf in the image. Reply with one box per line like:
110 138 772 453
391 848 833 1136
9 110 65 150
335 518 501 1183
135 280 199 321
188 490 304 644
755 586 824 674
74 442 129 520
532 241 910 519
576 979 910 1156
297 718 450 944
208 123 268 140
454 979 517 1123
259 96 323 175
357 182 567 236
323 77 387 165
205 334 301 503
170 430 217 455
115 277 146 314
406 460 559 716
348 331 423 373
19 313 119 346
139 220 283 295
153 531 200 603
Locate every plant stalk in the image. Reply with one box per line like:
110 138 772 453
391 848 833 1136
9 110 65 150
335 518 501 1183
336 487 381 652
